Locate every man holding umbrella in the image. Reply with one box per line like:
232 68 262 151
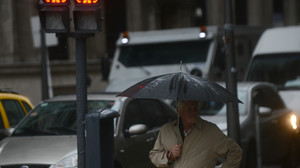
117 72 243 167
149 100 242 168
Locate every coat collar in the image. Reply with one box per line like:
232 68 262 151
171 117 204 133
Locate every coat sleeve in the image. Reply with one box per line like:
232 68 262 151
149 128 170 168
215 133 243 168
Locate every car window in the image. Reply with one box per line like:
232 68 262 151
161 102 177 122
247 53 300 88
123 100 145 132
13 100 117 136
139 100 165 129
253 88 285 110
199 90 247 116
0 113 4 129
1 99 26 127
119 40 210 67
22 101 32 112
123 99 176 133
198 101 225 115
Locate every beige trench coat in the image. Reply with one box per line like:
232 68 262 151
149 118 242 168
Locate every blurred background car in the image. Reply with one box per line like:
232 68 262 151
245 25 300 117
0 92 176 168
198 82 300 168
0 89 34 140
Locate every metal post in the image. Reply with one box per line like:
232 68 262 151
76 35 88 168
40 28 49 100
254 105 262 168
224 0 241 145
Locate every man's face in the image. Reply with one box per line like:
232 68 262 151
179 100 199 125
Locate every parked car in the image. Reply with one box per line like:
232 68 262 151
198 82 300 168
0 92 176 168
0 89 34 140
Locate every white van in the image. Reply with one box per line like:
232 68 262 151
245 25 300 114
107 26 263 92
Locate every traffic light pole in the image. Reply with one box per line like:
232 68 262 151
224 0 241 145
74 33 93 168
40 28 49 100
38 1 102 167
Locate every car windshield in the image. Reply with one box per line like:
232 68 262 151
119 40 210 67
199 90 247 116
13 100 120 136
247 53 300 89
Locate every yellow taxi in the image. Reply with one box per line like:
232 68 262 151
0 89 34 140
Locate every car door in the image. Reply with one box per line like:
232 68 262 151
121 99 176 168
252 87 290 162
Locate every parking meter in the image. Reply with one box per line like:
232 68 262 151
254 104 262 168
85 108 119 168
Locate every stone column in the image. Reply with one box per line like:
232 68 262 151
141 0 158 30
206 0 224 26
13 0 36 62
0 0 14 63
284 0 300 25
126 0 143 31
248 0 273 26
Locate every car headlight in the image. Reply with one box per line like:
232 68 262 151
50 153 77 168
289 114 298 130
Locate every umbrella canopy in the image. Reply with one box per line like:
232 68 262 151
117 72 242 104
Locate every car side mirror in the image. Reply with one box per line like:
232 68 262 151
0 128 14 140
128 124 148 135
258 106 272 117
4 128 14 136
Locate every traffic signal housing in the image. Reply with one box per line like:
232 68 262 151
73 0 102 33
38 0 70 33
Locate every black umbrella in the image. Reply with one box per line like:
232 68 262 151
117 72 242 104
